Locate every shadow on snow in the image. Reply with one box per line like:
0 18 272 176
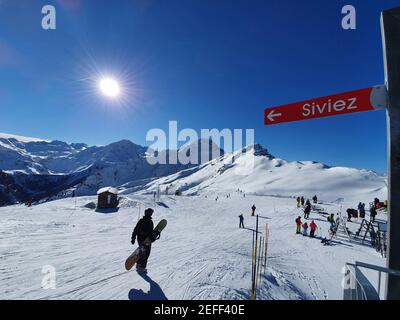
128 273 168 300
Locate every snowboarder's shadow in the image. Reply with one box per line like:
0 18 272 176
128 273 168 300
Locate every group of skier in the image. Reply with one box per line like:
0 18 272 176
295 216 318 238
295 194 324 239
296 195 318 209
345 197 387 224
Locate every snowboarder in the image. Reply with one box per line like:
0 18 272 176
251 205 256 216
131 208 157 273
239 214 245 229
312 195 318 204
302 222 309 236
296 197 301 208
300 196 305 207
304 202 311 219
295 216 302 234
310 220 317 238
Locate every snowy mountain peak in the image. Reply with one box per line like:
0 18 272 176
0 132 49 143
246 144 274 158
178 138 225 161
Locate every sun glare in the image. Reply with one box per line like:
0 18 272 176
99 78 120 98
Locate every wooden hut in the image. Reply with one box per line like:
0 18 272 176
97 187 119 209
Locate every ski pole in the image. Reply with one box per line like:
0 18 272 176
252 215 259 298
251 230 255 300
258 236 263 296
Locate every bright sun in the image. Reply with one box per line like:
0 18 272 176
99 78 120 98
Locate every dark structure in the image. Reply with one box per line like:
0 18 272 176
97 187 118 209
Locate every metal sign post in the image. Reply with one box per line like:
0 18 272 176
381 7 400 300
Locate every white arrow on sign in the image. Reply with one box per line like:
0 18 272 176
266 110 282 122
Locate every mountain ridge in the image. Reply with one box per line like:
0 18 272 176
0 133 387 206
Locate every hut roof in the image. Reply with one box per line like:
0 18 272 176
97 187 119 195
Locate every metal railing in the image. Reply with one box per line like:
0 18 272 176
343 261 400 300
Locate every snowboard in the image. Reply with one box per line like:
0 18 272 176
125 219 167 271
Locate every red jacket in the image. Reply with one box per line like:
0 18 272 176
310 222 317 231
295 218 302 226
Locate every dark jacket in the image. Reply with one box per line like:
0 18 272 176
132 216 154 245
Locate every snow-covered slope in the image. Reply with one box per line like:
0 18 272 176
0 135 388 300
0 193 386 300
142 144 387 204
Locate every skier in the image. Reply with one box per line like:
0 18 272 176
327 213 335 224
374 198 381 209
239 214 245 229
131 208 158 273
359 203 366 219
302 222 309 236
251 205 256 216
304 201 311 219
370 205 377 223
296 197 301 208
310 220 317 238
329 218 338 236
312 195 318 204
300 196 305 207
295 216 302 234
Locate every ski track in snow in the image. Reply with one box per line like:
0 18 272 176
0 193 385 300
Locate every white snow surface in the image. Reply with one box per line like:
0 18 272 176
0 192 386 300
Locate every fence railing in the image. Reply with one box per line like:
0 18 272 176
343 261 400 300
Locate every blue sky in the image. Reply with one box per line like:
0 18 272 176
0 0 397 174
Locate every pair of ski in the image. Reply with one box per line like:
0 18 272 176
124 219 167 271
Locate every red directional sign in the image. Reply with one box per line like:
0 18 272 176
264 86 387 126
